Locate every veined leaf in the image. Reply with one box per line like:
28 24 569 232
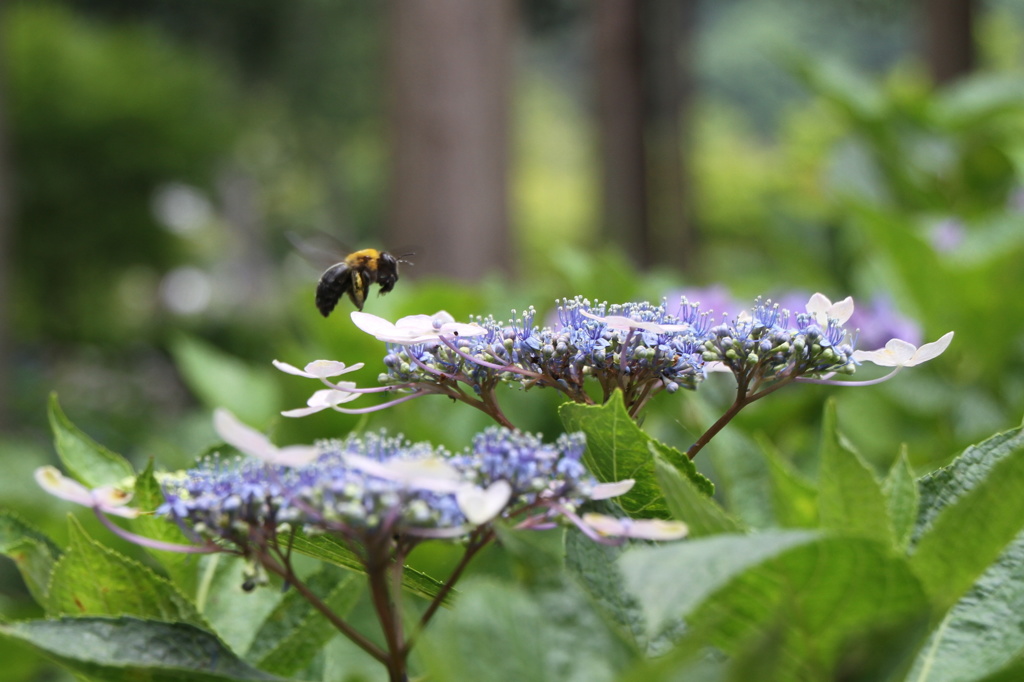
818 400 894 545
652 451 740 536
47 517 207 630
0 617 281 681
0 510 62 606
560 391 713 520
48 393 134 488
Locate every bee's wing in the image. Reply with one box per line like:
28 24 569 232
287 230 351 270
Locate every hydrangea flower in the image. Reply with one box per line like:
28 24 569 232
34 466 139 518
159 416 644 549
278 293 954 438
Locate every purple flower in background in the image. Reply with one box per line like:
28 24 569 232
666 285 740 320
847 295 922 350
928 218 966 253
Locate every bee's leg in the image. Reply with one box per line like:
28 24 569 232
346 269 370 311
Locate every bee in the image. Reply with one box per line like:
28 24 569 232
315 248 413 316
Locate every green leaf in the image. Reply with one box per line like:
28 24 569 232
619 530 817 635
493 524 565 588
913 419 1024 543
289 531 450 605
246 566 362 676
195 555 284 657
131 460 200 594
0 510 63 606
907 533 1024 682
904 421 1024 682
564 528 648 653
817 400 893 544
755 434 818 529
909 433 1024 609
686 538 928 681
48 393 134 487
47 517 207 630
416 577 633 682
652 452 741 536
882 447 919 550
624 532 929 681
559 391 712 520
169 334 280 425
0 617 282 681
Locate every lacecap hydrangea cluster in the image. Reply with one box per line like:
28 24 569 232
378 296 856 399
702 298 857 384
158 427 594 547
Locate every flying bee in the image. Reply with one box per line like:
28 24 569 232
315 248 414 316
286 232 413 316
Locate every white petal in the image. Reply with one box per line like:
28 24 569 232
806 293 854 325
395 313 442 330
457 481 512 525
581 513 688 540
91 486 141 518
35 467 139 518
438 322 488 338
343 453 464 492
267 445 321 467
805 293 833 323
272 359 311 377
853 338 919 367
281 405 328 418
214 408 276 460
591 479 636 500
35 466 92 506
213 408 318 466
829 296 855 325
350 311 398 338
905 331 954 366
306 360 363 377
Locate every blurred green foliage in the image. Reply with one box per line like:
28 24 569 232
5 3 235 343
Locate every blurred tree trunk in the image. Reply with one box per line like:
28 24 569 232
387 0 515 280
922 0 975 85
594 1 646 266
0 25 13 429
594 0 698 270
644 0 697 270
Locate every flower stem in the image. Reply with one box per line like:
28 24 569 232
258 550 388 665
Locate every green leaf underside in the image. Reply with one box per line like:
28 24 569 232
0 617 282 681
623 531 928 681
47 517 208 630
687 537 928 680
883 448 920 550
619 530 818 635
905 421 1024 681
909 431 1024 609
652 453 740 536
907 533 1024 682
0 511 63 606
48 393 134 488
564 528 649 653
913 419 1024 544
817 400 894 545
289 531 451 605
559 391 713 520
416 577 631 682
756 434 819 529
246 567 363 676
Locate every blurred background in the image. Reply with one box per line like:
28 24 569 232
3 0 1024 678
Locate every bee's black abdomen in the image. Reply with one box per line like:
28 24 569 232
315 263 352 317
